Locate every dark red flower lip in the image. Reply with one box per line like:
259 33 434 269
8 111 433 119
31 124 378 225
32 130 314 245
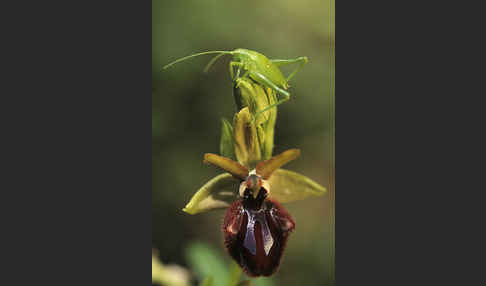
223 186 295 277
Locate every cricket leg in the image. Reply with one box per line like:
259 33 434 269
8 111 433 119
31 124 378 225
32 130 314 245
250 71 290 119
270 57 308 82
229 61 244 81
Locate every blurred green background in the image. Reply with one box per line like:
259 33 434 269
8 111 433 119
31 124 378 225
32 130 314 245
152 0 334 285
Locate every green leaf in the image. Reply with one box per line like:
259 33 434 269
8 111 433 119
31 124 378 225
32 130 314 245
199 276 213 286
152 251 190 286
228 260 243 286
237 281 252 286
247 276 275 286
220 118 236 160
186 242 228 286
267 169 327 203
182 173 240 215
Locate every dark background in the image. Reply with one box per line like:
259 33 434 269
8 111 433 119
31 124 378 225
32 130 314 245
152 0 334 285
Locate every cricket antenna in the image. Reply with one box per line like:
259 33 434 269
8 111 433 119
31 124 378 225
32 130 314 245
203 53 227 73
162 50 233 70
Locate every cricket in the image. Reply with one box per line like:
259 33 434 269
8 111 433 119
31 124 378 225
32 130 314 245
162 48 308 115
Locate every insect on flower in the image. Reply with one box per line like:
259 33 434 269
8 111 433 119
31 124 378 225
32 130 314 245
162 48 308 117
175 55 327 276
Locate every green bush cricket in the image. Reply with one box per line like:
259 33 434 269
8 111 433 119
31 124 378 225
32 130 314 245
162 49 308 116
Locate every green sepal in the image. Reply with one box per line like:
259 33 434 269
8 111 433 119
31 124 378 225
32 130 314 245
182 173 240 215
267 169 327 203
220 118 236 160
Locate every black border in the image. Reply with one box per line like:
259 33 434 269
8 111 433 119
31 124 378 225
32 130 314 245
2 1 152 284
336 0 484 285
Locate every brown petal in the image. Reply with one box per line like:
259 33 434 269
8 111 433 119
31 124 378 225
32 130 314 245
204 153 249 180
256 149 301 179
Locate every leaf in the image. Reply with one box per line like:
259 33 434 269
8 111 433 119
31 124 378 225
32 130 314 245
199 276 213 286
247 276 275 286
228 260 243 286
152 251 190 286
182 173 240 215
186 242 229 286
256 149 301 179
267 169 327 203
220 118 236 160
233 107 262 168
237 281 252 286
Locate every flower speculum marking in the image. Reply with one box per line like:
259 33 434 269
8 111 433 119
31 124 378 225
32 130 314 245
243 208 274 256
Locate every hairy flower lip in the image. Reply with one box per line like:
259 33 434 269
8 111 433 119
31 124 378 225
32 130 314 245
223 194 295 277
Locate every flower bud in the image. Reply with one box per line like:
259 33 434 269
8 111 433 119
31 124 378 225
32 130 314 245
233 107 262 169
